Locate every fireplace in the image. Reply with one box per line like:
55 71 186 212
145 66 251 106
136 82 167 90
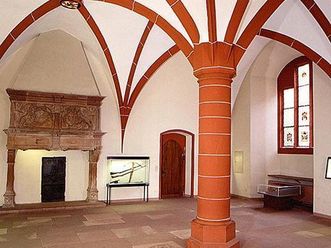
2 89 105 208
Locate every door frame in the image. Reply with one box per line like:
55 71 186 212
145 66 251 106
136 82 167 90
159 129 195 199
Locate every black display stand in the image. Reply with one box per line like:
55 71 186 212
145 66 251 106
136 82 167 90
106 182 149 205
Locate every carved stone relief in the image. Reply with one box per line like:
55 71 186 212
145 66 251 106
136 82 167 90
4 89 105 151
3 89 106 207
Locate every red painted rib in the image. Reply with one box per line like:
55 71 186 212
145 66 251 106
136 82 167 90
78 5 123 106
104 0 193 59
128 45 180 109
120 45 180 148
300 0 331 42
259 29 331 77
237 0 285 49
224 0 249 44
124 21 154 105
166 0 200 44
0 0 60 60
206 0 217 42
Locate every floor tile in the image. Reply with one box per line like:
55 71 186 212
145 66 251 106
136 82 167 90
169 229 191 239
0 198 330 248
133 241 183 248
294 230 324 238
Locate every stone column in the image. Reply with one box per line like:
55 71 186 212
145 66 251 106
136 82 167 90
3 149 17 208
188 43 239 248
86 148 101 202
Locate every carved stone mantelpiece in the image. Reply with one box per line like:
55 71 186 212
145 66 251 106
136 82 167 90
4 89 105 151
2 89 106 208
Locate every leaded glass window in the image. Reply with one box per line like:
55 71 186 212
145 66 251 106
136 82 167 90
278 57 313 154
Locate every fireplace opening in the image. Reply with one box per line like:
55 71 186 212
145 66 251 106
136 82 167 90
41 157 66 202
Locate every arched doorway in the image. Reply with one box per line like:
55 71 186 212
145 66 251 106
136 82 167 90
160 130 195 199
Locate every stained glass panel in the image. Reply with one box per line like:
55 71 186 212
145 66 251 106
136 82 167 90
284 127 294 147
299 85 310 106
299 126 310 147
283 108 294 127
284 88 294 108
299 106 310 126
298 64 310 86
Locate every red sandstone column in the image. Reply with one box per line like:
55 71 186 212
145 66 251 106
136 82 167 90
86 148 101 202
3 149 16 208
188 43 239 248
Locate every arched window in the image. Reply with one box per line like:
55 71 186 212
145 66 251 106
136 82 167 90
278 56 313 154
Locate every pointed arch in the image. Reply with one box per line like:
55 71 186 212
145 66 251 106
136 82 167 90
236 0 285 49
128 45 180 108
0 0 60 60
118 45 180 147
0 1 124 107
103 0 193 60
300 0 331 41
78 5 123 106
259 29 331 77
123 21 154 105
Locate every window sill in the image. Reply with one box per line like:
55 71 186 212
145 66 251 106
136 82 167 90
278 147 313 155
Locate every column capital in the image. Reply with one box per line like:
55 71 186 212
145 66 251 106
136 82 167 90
191 42 237 81
89 147 101 163
7 149 16 163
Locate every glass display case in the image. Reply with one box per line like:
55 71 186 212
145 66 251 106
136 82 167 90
107 156 150 184
257 184 301 197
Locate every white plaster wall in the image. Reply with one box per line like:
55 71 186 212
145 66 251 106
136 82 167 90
232 74 251 198
250 74 267 198
0 30 121 205
15 150 88 203
117 52 199 200
0 29 198 205
232 41 314 198
12 30 99 94
0 39 36 206
313 65 331 216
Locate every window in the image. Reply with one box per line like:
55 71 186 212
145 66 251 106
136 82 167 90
278 57 313 154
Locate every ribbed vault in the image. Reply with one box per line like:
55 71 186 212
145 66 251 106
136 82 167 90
0 0 330 145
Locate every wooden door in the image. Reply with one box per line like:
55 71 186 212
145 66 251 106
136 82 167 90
161 133 186 198
41 157 66 202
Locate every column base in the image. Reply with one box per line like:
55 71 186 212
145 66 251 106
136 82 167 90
187 219 240 248
3 192 16 208
86 189 98 202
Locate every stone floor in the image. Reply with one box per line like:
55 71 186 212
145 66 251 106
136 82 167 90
0 198 330 248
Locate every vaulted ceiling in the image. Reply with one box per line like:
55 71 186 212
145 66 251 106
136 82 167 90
0 0 330 141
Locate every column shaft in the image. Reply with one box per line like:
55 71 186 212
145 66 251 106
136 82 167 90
86 148 101 202
197 73 232 222
3 149 16 208
188 68 239 248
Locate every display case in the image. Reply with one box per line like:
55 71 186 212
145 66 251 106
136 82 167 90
258 184 302 210
257 184 301 197
107 156 150 184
